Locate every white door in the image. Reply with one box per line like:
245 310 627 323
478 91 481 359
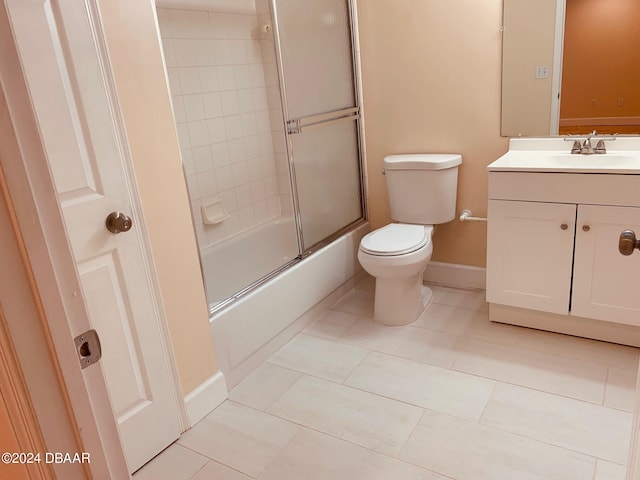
5 0 181 472
572 204 640 324
486 199 577 314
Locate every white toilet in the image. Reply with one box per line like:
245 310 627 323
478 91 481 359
358 154 462 326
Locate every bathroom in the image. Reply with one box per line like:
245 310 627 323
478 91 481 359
143 0 640 478
0 0 638 479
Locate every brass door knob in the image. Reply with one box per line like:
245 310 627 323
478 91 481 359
560 223 568 230
105 211 133 234
619 229 640 256
582 225 591 232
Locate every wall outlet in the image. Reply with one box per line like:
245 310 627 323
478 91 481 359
619 97 625 106
591 98 597 107
535 65 549 79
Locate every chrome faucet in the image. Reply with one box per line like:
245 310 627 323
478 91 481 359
565 130 615 155
580 130 596 155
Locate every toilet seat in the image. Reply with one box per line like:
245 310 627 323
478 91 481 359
360 224 433 256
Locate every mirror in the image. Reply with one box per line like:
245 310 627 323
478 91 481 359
501 0 640 137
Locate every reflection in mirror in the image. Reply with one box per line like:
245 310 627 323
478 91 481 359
501 0 640 137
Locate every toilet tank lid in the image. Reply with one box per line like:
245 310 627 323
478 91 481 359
384 154 462 171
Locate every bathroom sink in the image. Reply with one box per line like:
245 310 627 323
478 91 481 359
487 137 640 174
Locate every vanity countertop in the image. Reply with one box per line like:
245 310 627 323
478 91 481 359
488 137 640 174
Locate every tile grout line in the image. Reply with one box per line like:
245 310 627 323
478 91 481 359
602 365 611 407
476 380 499 425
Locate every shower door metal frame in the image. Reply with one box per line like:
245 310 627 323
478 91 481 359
269 0 368 257
207 0 368 315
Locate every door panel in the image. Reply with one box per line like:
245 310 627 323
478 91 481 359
274 0 356 118
487 200 577 314
572 204 640 324
6 0 180 472
274 0 363 250
291 119 362 249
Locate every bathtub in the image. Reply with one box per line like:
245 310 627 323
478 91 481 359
209 218 370 387
201 216 299 308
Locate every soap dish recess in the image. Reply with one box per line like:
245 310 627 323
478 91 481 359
201 197 231 225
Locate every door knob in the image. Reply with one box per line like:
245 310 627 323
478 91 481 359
105 211 133 234
618 229 640 256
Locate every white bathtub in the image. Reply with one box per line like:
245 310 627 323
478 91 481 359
209 219 370 387
201 217 299 307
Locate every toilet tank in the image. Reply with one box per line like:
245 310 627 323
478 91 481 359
384 154 462 225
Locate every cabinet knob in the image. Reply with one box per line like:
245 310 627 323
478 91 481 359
582 225 591 232
560 223 568 230
619 229 640 256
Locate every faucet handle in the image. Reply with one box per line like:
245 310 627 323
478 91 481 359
570 140 581 154
594 139 607 154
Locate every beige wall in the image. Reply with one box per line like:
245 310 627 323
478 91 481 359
357 0 509 268
501 0 557 136
97 0 218 394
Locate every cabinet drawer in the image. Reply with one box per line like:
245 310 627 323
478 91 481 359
489 172 640 206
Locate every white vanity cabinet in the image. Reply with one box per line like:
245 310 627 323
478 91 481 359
487 200 576 315
486 170 640 342
571 204 640 324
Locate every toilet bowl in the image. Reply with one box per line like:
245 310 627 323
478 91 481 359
358 224 434 326
357 153 461 326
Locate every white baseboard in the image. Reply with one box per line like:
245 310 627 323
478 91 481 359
424 261 486 290
183 371 228 428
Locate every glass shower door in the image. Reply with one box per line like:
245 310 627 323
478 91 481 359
272 0 364 250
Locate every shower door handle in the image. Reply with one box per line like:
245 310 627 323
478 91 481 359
287 107 360 135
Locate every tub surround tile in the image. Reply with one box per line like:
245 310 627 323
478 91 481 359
339 318 464 369
257 428 446 480
332 289 375 317
480 383 632 465
267 375 424 456
452 338 608 404
605 367 638 412
177 401 298 477
132 444 208 480
595 460 627 480
228 363 301 411
399 411 596 480
267 334 369 383
302 309 360 340
345 352 495 421
429 284 489 312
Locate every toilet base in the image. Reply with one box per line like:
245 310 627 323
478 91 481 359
373 274 433 326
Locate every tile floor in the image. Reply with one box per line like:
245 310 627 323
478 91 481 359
134 277 639 480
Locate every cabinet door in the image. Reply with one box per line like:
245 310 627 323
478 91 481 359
487 200 577 314
572 205 640 325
